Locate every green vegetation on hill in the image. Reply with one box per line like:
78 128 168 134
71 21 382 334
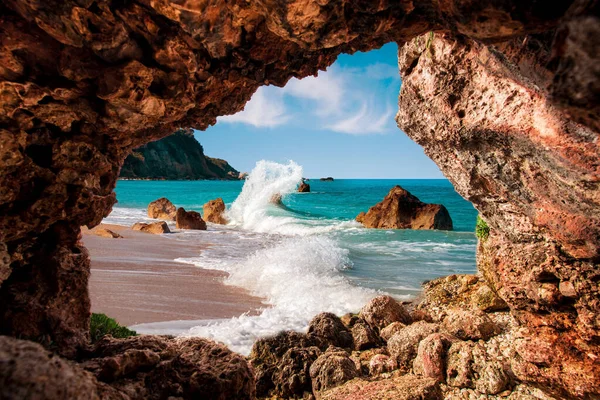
120 128 239 180
90 313 137 343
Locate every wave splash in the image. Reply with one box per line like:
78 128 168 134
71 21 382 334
178 235 373 355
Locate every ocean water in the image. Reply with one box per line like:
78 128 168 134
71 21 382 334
105 161 478 354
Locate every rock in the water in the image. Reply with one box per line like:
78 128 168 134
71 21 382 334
309 348 360 396
360 295 411 331
203 198 227 225
308 312 353 350
320 374 442 400
320 177 334 181
175 207 207 230
387 321 440 369
147 198 177 221
131 221 170 234
298 182 311 192
443 308 498 341
93 228 123 238
380 322 407 342
356 186 453 230
351 321 380 351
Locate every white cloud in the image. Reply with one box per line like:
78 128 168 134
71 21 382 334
218 86 290 128
218 62 399 135
327 102 394 135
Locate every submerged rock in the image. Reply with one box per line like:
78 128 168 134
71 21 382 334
147 198 176 221
356 186 453 230
203 198 227 225
360 295 411 331
175 207 207 230
131 221 170 234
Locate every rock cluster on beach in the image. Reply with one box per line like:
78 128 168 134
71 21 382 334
357 186 453 230
248 277 560 399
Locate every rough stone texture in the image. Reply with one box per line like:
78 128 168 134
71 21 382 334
412 333 457 382
147 197 176 220
320 375 442 400
380 321 407 342
273 346 321 399
368 354 397 376
203 198 227 225
356 186 453 230
175 207 207 230
443 308 498 341
298 182 311 193
249 331 319 397
360 295 411 332
0 0 598 397
350 320 380 351
308 312 354 350
92 228 123 239
387 321 439 369
131 221 170 234
309 348 360 396
397 30 600 397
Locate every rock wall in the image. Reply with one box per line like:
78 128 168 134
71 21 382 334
120 128 239 180
396 31 599 396
0 0 598 397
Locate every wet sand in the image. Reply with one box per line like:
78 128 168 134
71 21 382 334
83 224 265 327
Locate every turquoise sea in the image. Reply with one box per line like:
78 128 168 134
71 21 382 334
105 161 478 353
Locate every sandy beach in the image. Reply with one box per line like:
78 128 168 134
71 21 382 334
82 224 265 327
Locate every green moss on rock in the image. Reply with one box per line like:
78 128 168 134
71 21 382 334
476 215 490 241
90 313 137 343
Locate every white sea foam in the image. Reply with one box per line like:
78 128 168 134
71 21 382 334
176 235 374 355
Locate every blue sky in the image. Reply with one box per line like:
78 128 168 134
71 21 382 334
195 43 444 179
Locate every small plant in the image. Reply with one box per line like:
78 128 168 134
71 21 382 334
90 313 137 343
475 215 490 241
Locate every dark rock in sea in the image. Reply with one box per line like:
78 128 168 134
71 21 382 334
320 177 335 181
356 186 453 230
121 128 239 181
131 221 170 234
360 295 412 331
298 181 311 192
203 198 227 225
175 207 207 230
147 197 177 221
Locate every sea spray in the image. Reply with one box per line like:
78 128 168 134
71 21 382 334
177 235 374 355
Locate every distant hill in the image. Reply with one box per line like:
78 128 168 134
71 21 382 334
120 128 240 180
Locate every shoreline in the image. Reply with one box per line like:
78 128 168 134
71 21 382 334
82 224 266 327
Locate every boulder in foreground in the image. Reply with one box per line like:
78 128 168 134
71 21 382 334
147 198 177 220
131 221 170 234
204 198 227 225
176 207 207 230
356 186 453 230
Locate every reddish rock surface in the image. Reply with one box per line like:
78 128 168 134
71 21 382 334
147 197 177 221
175 207 207 230
360 295 412 331
203 198 227 225
356 186 453 230
298 182 311 193
92 228 123 239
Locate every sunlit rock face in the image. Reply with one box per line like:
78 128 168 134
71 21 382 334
397 31 599 397
0 0 598 397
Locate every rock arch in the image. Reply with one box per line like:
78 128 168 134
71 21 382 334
0 0 598 397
